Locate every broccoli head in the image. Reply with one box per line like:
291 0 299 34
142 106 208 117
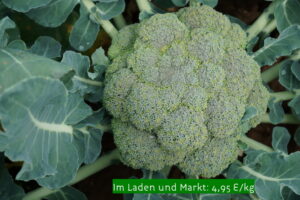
103 5 270 177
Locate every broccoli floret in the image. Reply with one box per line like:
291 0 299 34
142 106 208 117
103 5 269 177
178 137 239 177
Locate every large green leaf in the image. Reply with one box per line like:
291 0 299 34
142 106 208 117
29 36 62 58
252 25 300 66
26 0 78 27
228 150 300 200
2 0 52 12
69 2 99 51
0 154 25 200
274 0 300 32
294 127 300 146
291 61 300 80
0 77 93 189
61 51 105 102
45 186 87 200
0 48 72 93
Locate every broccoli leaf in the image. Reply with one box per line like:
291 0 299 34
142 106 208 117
294 128 300 146
228 149 300 200
61 51 105 102
0 48 72 93
0 154 25 200
2 0 52 13
29 36 62 58
252 25 300 66
288 95 300 119
95 0 125 20
274 0 300 32
267 97 285 124
279 61 300 90
69 1 100 51
272 127 290 154
291 61 300 80
26 0 78 27
7 40 27 50
44 186 87 200
0 77 94 189
0 17 18 48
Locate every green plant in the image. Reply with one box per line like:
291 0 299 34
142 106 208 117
0 0 300 200
103 4 270 178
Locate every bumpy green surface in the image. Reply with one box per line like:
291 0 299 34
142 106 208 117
103 5 270 176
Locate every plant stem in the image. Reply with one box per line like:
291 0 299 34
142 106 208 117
81 0 118 38
270 91 295 102
23 149 120 200
239 135 274 153
247 0 278 41
261 114 300 124
136 0 153 13
113 14 127 29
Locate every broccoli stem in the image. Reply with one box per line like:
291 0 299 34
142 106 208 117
270 91 296 102
261 114 300 124
22 149 120 200
136 0 153 14
261 50 300 83
239 135 273 153
246 0 279 41
113 14 127 29
81 0 118 39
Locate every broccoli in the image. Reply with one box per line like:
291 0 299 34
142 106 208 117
103 4 270 177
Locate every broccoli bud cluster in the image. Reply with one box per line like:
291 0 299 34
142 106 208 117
103 5 269 177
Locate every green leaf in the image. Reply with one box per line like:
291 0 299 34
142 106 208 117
29 36 61 58
2 0 52 12
288 95 300 119
272 127 291 154
69 2 99 51
0 154 25 200
0 48 72 93
197 0 218 7
45 186 87 200
294 128 300 146
0 77 93 189
268 97 285 124
95 0 125 20
0 17 17 48
274 0 300 32
228 150 300 200
171 0 189 7
252 25 300 66
241 107 257 122
61 51 104 102
75 109 105 164
279 61 300 90
91 47 109 66
7 40 27 50
291 61 300 80
26 0 78 27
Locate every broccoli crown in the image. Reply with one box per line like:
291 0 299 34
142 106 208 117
103 5 270 177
